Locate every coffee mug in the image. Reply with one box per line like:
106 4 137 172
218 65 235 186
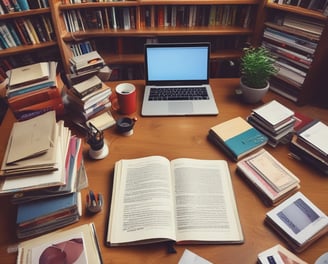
115 83 137 115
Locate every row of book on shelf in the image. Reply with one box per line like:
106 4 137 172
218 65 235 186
0 0 49 14
262 13 325 102
62 4 253 33
270 0 328 16
0 15 55 50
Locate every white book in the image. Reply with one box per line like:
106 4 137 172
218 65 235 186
9 62 50 88
252 100 294 128
106 156 244 246
265 192 328 252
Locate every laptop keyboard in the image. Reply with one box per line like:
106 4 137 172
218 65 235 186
149 87 209 101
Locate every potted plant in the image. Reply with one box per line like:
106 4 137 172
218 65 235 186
239 46 278 104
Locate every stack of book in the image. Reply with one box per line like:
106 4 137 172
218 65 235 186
289 120 328 175
247 100 296 147
69 51 105 75
64 75 113 130
208 116 268 161
236 149 300 206
265 192 328 253
0 111 87 239
6 61 64 121
262 13 324 102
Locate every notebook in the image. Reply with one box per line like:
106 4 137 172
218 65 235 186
141 43 219 116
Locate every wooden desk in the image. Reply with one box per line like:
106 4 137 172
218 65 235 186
0 79 327 264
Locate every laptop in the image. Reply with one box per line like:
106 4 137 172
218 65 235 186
141 42 219 116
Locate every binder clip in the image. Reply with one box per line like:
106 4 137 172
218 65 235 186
86 190 103 214
87 123 109 160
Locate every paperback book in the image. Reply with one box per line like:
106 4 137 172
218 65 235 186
236 149 300 206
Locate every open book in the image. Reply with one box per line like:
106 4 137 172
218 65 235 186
106 156 244 246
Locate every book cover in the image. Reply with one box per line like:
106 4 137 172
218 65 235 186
8 62 50 89
265 192 328 252
257 244 308 264
252 100 295 128
17 223 102 264
16 191 80 225
208 117 268 161
236 149 300 206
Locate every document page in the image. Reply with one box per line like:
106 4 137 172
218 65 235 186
107 156 176 245
171 159 244 243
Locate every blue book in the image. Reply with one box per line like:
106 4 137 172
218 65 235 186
208 116 268 161
17 0 30 10
16 192 80 225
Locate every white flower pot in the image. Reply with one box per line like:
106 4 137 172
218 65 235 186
239 79 270 104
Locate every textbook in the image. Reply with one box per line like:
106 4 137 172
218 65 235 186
265 192 328 253
16 223 102 264
208 117 268 161
106 156 244 246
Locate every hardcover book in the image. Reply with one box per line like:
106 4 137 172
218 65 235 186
265 192 328 253
208 116 268 161
106 156 244 246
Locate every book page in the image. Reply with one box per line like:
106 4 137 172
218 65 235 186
107 156 176 245
171 159 243 243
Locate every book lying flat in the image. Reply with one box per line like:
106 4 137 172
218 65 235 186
208 117 268 161
9 62 50 89
257 244 308 264
17 223 102 264
265 192 328 253
106 156 244 246
236 149 300 206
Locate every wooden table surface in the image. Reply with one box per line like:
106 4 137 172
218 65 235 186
0 78 327 264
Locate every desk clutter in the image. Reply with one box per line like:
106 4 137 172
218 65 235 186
0 111 88 239
5 61 64 121
0 76 328 264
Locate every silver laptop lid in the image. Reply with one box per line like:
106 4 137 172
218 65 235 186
144 42 210 86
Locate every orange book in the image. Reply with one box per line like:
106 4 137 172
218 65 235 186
8 74 64 111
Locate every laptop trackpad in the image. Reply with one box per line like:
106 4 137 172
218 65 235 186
168 102 193 114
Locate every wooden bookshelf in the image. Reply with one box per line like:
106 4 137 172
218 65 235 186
0 3 59 72
261 2 328 106
53 0 261 77
0 0 327 105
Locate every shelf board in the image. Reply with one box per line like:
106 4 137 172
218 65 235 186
62 27 252 41
266 3 327 21
0 42 57 57
0 8 51 20
100 50 242 65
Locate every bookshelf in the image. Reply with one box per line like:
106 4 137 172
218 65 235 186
53 0 263 79
0 3 60 81
1 0 328 105
261 2 328 106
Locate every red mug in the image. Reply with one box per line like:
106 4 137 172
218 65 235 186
115 83 137 115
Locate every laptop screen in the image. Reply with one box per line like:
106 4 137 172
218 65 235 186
145 43 210 85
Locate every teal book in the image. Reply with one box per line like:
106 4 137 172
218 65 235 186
208 116 268 161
